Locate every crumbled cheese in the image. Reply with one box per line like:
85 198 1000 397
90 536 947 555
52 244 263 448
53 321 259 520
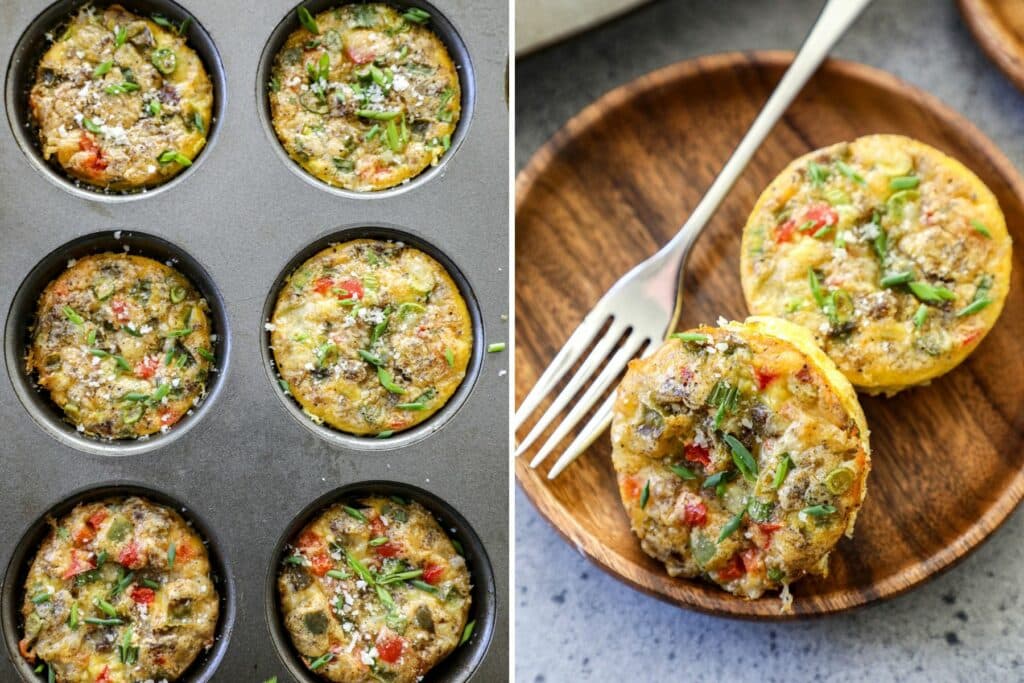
113 230 122 239
140 325 152 334
715 342 728 352
67 258 77 267
392 73 410 92
264 322 276 331
360 647 379 666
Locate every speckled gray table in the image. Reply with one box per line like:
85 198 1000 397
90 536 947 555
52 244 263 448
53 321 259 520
515 1 1024 680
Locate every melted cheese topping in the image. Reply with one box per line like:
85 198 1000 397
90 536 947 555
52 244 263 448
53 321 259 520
741 134 1012 395
611 318 870 602
26 253 214 440
19 497 218 682
29 5 212 191
278 497 471 682
270 239 472 436
268 3 460 191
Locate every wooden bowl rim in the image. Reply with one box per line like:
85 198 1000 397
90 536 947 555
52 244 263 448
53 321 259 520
515 50 1024 619
958 0 1024 94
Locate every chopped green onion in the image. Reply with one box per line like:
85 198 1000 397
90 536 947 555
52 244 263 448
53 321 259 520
63 305 84 325
95 597 116 617
771 453 792 489
356 109 401 120
956 298 991 317
83 617 123 626
409 579 436 594
825 466 855 494
670 332 709 344
31 591 51 604
808 268 826 308
889 175 920 191
444 348 455 367
396 389 436 411
167 540 176 569
797 220 817 233
197 347 215 362
82 117 102 133
68 602 79 629
104 81 140 94
309 652 334 670
142 579 160 589
639 480 650 509
802 504 837 517
718 507 746 542
346 551 375 584
326 569 349 580
835 160 865 185
93 60 113 79
368 536 389 546
194 111 205 134
703 469 735 494
723 434 758 482
358 349 383 366
908 281 956 304
297 7 320 34
376 430 394 439
157 149 192 166
151 383 171 403
344 505 367 522
377 367 405 394
459 620 475 646
114 26 128 48
913 304 928 328
811 224 832 239
807 161 829 186
881 271 913 287
487 342 506 353
113 354 130 372
283 554 305 565
278 378 291 395
971 219 992 238
402 7 431 23
169 285 186 303
669 464 696 480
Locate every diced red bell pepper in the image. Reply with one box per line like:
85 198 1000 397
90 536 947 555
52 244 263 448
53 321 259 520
376 634 404 664
753 367 779 390
87 509 108 529
310 552 333 576
73 524 95 545
336 278 364 301
176 542 195 563
345 45 375 65
96 665 111 683
135 355 159 379
774 218 798 244
804 203 838 230
758 522 783 548
374 542 402 559
683 443 711 467
422 563 445 585
741 548 762 574
369 516 387 538
118 541 142 569
130 586 155 604
62 549 95 579
682 499 707 527
79 133 108 173
622 476 641 501
717 554 745 581
18 638 35 664
297 530 322 551
962 330 982 348
313 276 334 295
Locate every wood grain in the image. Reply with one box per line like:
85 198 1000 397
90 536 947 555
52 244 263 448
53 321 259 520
959 0 1024 93
514 52 1024 618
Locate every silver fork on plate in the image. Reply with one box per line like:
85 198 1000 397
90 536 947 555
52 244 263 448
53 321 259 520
514 0 874 479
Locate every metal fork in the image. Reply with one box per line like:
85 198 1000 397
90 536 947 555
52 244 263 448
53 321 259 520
515 0 874 479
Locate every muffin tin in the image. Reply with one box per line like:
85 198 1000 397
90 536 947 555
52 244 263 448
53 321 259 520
0 0 508 680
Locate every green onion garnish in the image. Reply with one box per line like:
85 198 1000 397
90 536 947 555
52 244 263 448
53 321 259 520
167 540 176 569
356 109 401 120
93 60 113 79
197 347 215 362
377 367 405 394
772 453 792 489
63 305 84 325
487 342 506 353
326 569 349 580
835 160 865 185
801 504 837 517
639 480 650 509
402 7 431 23
83 617 123 626
344 506 367 522
68 602 79 629
723 434 758 482
913 304 928 328
409 579 438 594
284 555 305 565
297 7 320 34
142 579 160 589
880 271 913 287
309 652 334 671
358 349 384 366
368 536 389 546
971 219 992 238
889 175 920 191
460 620 475 646
82 117 102 133
114 26 128 48
104 82 140 95
669 464 696 480
808 268 826 308
807 161 829 186
908 281 956 304
718 507 746 542
31 592 51 604
157 149 192 166
956 298 991 317
444 348 455 367
670 332 709 344
376 430 394 439
95 598 117 617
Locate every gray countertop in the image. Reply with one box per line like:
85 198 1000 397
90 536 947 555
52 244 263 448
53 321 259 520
514 1 1024 680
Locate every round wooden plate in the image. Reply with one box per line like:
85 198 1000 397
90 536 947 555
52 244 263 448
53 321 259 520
515 51 1024 618
959 0 1024 93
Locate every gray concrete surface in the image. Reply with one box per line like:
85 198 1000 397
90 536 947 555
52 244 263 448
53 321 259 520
515 1 1024 681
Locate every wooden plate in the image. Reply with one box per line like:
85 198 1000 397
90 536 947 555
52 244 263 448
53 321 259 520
959 0 1024 93
515 51 1024 617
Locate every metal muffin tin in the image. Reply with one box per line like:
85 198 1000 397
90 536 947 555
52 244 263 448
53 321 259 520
0 0 509 680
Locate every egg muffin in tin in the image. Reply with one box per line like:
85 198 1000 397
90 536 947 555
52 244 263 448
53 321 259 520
270 239 472 436
268 3 460 191
611 317 870 605
18 496 219 683
28 5 212 191
278 496 472 682
741 134 1012 395
26 253 215 440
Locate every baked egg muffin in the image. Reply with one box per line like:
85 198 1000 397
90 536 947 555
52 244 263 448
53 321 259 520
26 253 215 440
19 496 219 682
611 317 870 606
270 239 472 436
741 134 1012 395
268 3 460 191
29 4 212 191
278 496 472 682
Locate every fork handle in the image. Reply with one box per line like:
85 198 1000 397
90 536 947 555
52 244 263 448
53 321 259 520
652 0 874 290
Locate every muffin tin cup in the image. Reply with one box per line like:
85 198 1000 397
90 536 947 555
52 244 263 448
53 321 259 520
260 223 483 452
4 0 227 202
264 481 497 683
4 230 232 457
255 0 476 199
0 481 237 683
